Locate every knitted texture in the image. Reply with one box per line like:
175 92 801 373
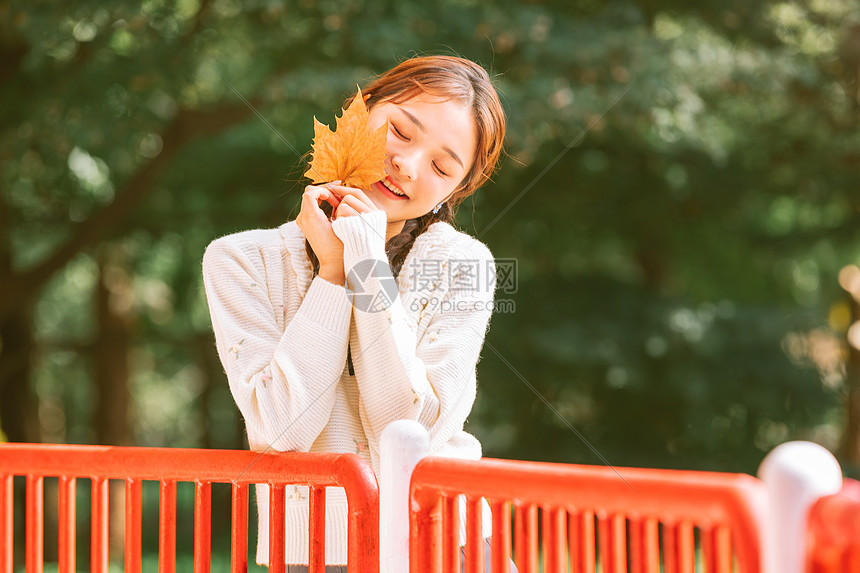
202 210 496 565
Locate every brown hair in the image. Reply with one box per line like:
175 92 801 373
305 55 506 278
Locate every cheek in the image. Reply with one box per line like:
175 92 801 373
419 175 451 201
384 130 398 149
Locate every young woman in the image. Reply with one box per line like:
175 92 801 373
203 55 509 571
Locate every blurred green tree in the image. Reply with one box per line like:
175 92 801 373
1 0 858 483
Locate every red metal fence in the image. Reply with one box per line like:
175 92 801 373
0 443 379 573
8 441 859 573
409 456 768 573
807 478 860 573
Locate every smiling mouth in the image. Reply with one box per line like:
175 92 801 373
378 177 408 198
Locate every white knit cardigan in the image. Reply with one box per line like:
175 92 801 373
202 210 496 565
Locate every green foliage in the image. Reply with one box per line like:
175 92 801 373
3 0 858 488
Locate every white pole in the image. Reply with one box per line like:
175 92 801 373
757 440 842 573
379 420 430 573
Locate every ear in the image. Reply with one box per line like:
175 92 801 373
363 92 372 103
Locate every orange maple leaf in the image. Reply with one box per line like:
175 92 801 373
304 87 387 190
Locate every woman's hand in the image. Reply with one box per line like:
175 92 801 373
296 183 345 281
326 184 380 220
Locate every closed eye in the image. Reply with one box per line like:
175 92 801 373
433 162 448 177
392 124 409 141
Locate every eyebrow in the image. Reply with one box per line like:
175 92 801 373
400 108 465 169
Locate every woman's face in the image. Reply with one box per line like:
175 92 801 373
365 93 477 238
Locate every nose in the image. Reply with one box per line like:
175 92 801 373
390 152 417 181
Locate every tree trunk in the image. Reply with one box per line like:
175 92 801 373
841 289 860 464
0 303 40 565
0 304 40 444
93 247 135 556
93 248 133 447
0 184 39 444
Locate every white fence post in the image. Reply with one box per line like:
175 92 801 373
379 420 430 573
757 440 842 573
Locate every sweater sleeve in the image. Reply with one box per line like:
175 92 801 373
331 211 495 457
202 234 353 452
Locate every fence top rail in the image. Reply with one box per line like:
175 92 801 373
0 443 377 504
808 479 860 542
412 455 766 530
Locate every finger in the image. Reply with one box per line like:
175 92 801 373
319 187 342 210
305 185 336 201
302 189 335 221
323 180 344 200
305 185 341 210
326 184 376 209
335 200 360 219
337 194 375 214
305 185 331 201
327 184 370 200
303 186 328 209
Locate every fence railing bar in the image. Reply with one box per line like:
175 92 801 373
268 483 286 573
677 521 694 573
125 478 142 573
91 477 108 573
158 479 176 573
567 509 579 573
491 500 511 573
662 522 677 573
194 480 212 573
1 474 12 573
581 510 597 573
514 503 537 573
443 495 460 573
25 475 43 573
465 497 483 573
309 485 326 573
540 507 548 573
230 482 248 573
58 476 76 573
642 518 659 573
609 513 627 573
628 516 642 573
556 506 570 573
597 512 610 573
